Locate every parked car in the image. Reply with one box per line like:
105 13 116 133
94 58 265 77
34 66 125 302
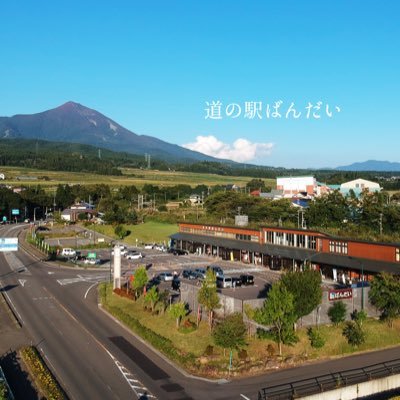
168 248 188 256
206 265 224 278
146 276 161 290
154 245 167 252
144 244 154 250
231 276 243 287
126 252 143 260
194 268 207 279
158 272 174 282
61 248 76 257
216 276 233 288
84 258 101 265
240 274 254 285
182 269 197 280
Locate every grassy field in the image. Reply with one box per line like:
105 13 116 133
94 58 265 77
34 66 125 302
90 221 178 244
0 165 274 189
102 283 400 377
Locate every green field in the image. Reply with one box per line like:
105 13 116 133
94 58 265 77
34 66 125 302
1 165 274 189
90 221 178 244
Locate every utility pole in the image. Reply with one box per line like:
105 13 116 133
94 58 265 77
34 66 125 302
379 213 383 236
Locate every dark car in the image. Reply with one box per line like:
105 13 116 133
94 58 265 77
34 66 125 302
240 274 254 285
182 269 197 280
146 276 161 290
168 248 188 256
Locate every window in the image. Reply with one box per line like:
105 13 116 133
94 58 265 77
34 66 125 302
396 248 400 262
329 240 348 255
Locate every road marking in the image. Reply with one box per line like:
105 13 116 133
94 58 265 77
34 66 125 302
48 271 55 275
106 350 157 399
84 282 99 299
18 279 27 287
240 394 251 400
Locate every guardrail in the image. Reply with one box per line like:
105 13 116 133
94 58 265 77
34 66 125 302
258 358 400 399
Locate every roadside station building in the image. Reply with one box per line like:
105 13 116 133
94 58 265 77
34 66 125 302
170 222 400 283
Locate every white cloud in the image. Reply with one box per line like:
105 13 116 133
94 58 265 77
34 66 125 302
182 135 274 163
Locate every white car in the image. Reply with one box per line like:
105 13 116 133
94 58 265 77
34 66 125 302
126 252 143 260
144 244 154 250
84 258 100 265
61 248 76 257
158 272 173 281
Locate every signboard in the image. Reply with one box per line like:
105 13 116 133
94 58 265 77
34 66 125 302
0 238 18 252
87 252 97 259
11 209 20 215
328 288 353 301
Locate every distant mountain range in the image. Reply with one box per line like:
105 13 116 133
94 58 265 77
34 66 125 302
336 160 400 172
0 101 230 163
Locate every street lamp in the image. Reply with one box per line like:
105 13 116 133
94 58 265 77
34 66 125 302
33 207 40 223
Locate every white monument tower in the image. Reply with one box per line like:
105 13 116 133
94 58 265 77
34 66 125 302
113 245 121 289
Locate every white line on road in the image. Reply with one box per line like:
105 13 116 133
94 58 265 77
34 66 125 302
105 349 157 399
84 282 99 299
18 279 27 287
240 394 251 400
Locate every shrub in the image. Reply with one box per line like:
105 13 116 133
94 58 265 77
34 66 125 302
351 309 367 327
328 301 347 325
342 321 366 347
307 327 325 349
21 346 66 399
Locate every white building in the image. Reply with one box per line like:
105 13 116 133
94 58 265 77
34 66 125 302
340 178 381 196
276 176 317 197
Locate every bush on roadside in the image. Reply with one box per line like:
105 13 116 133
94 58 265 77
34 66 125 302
328 301 347 326
307 327 326 349
20 346 66 400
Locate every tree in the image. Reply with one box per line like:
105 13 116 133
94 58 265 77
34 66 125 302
307 327 325 349
114 224 128 239
254 282 298 356
342 321 366 347
132 266 148 299
144 286 159 312
198 269 220 330
213 313 247 357
168 302 187 328
328 301 347 326
369 272 400 327
281 270 322 325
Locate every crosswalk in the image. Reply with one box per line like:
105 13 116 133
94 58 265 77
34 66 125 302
57 274 107 286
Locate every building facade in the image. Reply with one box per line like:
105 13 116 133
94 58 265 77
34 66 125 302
171 222 400 284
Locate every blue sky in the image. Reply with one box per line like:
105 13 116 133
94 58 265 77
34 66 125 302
0 1 399 168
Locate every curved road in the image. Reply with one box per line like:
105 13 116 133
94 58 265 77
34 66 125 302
1 224 400 400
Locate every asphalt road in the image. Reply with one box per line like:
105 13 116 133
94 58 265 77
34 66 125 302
2 224 400 400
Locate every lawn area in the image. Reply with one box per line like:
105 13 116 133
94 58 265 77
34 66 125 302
90 221 178 244
101 281 400 377
103 285 213 357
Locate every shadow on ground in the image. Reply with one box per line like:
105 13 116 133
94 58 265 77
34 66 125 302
0 350 40 400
